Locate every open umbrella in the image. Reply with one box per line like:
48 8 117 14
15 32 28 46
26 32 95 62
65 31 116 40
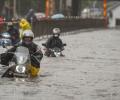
51 14 65 19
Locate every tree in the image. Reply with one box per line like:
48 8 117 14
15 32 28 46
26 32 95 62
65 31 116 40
16 0 45 17
0 0 6 15
81 0 96 9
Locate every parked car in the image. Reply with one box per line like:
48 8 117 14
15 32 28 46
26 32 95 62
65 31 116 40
81 7 102 18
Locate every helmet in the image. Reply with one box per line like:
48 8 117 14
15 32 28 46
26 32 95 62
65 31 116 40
22 29 34 38
52 28 61 37
7 22 13 26
22 29 34 44
53 28 61 34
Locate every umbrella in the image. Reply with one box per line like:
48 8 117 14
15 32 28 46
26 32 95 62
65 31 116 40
51 14 65 19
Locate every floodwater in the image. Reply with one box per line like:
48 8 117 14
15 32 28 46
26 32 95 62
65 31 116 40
0 29 120 100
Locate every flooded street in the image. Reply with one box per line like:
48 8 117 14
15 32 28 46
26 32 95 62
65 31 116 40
0 29 120 100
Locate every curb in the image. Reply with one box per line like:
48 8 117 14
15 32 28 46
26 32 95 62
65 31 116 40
34 28 107 41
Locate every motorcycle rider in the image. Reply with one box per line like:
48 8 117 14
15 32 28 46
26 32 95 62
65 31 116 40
0 29 43 77
44 28 65 57
7 22 20 45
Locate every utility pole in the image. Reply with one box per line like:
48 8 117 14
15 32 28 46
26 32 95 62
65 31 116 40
45 0 54 17
13 0 17 18
103 0 107 17
103 0 107 27
38 0 41 12
59 0 63 12
72 0 79 16
45 0 50 17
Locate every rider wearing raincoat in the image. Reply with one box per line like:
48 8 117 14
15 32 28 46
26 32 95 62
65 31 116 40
0 29 43 77
44 28 65 56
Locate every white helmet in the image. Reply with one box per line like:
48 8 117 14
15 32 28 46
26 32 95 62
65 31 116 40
52 28 61 37
22 30 34 45
53 28 61 34
22 29 34 39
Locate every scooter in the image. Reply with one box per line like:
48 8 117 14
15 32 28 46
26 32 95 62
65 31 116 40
42 43 66 57
1 46 32 78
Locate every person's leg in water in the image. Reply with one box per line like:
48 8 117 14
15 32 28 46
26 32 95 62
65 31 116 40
44 48 51 57
30 54 42 77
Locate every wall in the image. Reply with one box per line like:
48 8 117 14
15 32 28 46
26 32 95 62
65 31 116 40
108 5 120 28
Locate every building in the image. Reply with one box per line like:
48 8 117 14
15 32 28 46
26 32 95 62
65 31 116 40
107 1 120 28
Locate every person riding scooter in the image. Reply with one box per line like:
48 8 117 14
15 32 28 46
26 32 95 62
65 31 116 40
43 28 66 57
0 29 43 77
7 22 20 45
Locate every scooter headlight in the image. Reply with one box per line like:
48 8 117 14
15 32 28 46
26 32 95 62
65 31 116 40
54 52 61 57
16 65 26 73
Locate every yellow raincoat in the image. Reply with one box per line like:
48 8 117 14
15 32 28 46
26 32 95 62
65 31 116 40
19 18 31 39
27 61 41 77
30 65 40 77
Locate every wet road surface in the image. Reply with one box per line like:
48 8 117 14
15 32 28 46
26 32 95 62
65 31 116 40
0 29 120 100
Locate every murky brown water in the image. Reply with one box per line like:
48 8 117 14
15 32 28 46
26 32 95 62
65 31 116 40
0 29 120 100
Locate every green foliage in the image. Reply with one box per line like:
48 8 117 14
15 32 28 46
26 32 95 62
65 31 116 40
0 0 46 18
81 0 96 9
16 0 33 16
0 0 99 18
16 0 45 16
0 0 5 15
